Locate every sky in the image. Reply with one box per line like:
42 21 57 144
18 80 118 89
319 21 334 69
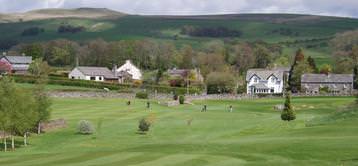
0 0 358 18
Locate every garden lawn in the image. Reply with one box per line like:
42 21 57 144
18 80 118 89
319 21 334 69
0 97 357 166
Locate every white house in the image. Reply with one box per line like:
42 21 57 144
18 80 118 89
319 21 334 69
246 68 290 94
116 60 142 80
68 66 118 82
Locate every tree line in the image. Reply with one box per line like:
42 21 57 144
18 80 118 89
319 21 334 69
180 25 243 38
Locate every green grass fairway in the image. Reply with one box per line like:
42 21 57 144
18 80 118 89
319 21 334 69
1 97 357 165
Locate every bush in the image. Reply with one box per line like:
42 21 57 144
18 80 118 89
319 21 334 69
77 120 95 135
138 118 151 133
179 95 185 104
136 91 149 99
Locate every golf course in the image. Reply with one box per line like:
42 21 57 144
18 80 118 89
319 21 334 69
0 96 357 165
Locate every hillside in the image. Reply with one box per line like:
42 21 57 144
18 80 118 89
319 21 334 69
1 8 358 65
0 8 125 23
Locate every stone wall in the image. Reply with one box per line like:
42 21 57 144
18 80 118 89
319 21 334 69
49 91 356 100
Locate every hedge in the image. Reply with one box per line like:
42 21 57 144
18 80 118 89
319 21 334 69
11 75 203 94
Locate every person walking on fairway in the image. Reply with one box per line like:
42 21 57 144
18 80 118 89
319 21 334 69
229 105 233 112
147 101 151 110
202 105 207 112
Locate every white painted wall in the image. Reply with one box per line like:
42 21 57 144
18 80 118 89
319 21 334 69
68 68 105 82
246 75 285 94
116 60 142 80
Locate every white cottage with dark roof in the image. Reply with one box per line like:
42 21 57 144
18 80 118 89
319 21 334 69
246 68 290 94
69 66 118 82
301 74 354 94
0 55 32 74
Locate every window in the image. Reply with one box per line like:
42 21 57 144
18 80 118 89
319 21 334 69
99 77 102 81
254 78 258 83
271 77 275 83
90 77 95 80
71 76 75 79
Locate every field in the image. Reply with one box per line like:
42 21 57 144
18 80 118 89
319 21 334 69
1 96 357 165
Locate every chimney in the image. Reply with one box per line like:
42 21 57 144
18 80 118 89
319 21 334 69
112 64 118 76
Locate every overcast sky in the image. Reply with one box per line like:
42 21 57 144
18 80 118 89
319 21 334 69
1 0 358 18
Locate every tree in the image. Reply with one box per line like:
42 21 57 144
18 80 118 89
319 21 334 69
21 43 44 59
254 45 271 68
354 66 358 89
281 92 296 122
29 58 51 77
180 45 194 69
294 48 305 63
320 64 332 75
290 61 313 92
331 30 358 74
289 48 307 92
234 43 255 73
206 72 236 94
307 56 318 73
33 81 52 134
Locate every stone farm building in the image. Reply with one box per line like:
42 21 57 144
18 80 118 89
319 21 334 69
301 74 354 94
0 55 32 74
246 68 290 94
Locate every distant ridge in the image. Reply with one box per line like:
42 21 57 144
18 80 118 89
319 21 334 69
0 8 126 23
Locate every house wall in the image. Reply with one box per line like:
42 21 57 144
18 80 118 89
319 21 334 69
69 68 86 80
267 75 284 93
247 75 284 94
302 83 353 94
0 58 12 71
117 61 142 80
68 68 105 82
247 75 260 94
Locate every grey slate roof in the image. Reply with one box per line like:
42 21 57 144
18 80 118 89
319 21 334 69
246 67 289 81
250 82 270 89
76 66 117 79
2 56 32 64
301 74 354 83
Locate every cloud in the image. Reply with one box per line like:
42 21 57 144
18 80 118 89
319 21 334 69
0 0 357 18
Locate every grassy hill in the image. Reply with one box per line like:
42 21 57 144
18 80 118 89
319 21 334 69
1 97 357 165
1 9 358 65
0 8 125 23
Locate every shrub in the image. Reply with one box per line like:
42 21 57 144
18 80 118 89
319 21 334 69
136 91 149 99
77 120 95 135
281 92 296 122
319 87 330 94
179 95 185 104
138 118 151 133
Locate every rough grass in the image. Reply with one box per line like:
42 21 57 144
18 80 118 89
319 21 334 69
0 96 357 165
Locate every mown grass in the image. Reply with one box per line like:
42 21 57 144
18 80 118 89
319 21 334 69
0 96 357 165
